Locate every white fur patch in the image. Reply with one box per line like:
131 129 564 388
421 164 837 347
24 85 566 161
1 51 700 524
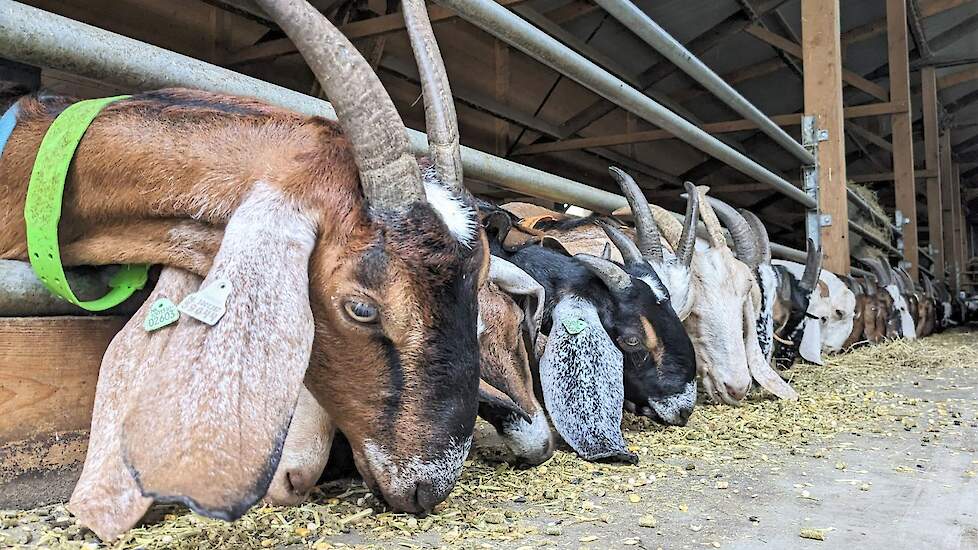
501 410 553 463
648 381 696 425
362 436 472 498
423 179 477 247
885 284 917 340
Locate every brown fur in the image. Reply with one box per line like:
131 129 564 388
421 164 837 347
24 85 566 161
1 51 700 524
1 89 486 520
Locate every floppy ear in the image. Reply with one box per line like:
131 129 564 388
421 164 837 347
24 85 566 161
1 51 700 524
743 297 798 400
538 296 636 463
799 317 824 365
479 379 531 423
120 184 317 520
488 255 546 341
68 268 201 541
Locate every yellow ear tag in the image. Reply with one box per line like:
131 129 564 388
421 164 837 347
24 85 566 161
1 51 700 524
144 298 180 332
562 317 587 335
178 277 233 326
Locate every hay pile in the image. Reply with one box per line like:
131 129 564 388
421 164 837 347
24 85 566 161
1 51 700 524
3 331 976 549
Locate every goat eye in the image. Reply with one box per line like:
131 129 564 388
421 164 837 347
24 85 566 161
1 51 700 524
344 300 379 323
619 335 642 349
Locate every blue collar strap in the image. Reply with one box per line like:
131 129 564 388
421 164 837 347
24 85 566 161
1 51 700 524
0 100 21 159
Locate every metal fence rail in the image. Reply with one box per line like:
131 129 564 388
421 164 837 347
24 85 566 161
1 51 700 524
432 0 815 208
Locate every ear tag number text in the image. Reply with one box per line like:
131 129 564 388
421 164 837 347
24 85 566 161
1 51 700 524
562 317 587 335
178 277 233 326
143 298 180 332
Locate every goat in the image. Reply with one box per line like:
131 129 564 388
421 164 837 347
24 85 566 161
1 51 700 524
864 258 916 339
477 256 554 466
774 260 856 358
261 256 553 507
488 193 700 429
840 276 885 349
0 0 485 528
762 246 822 369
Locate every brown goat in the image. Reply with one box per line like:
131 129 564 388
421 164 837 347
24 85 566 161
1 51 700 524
0 0 486 528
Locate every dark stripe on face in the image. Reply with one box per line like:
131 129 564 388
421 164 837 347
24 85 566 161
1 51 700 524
377 335 405 432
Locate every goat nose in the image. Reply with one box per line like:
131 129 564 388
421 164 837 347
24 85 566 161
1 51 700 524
676 407 694 426
413 481 441 513
287 468 316 497
724 383 748 402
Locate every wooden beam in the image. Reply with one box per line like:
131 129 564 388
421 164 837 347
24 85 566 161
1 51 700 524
746 24 890 101
941 134 959 287
952 164 966 289
226 0 527 65
937 64 978 90
803 0 850 274
922 65 946 280
889 0 920 279
513 102 907 156
849 169 938 182
840 0 971 48
845 121 893 152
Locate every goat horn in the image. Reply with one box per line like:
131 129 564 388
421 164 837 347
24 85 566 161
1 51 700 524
254 0 424 210
675 182 699 268
600 242 612 260
402 0 463 192
738 208 772 265
688 186 728 250
704 196 759 267
575 254 632 292
597 220 644 266
863 257 891 286
801 239 822 292
608 167 662 262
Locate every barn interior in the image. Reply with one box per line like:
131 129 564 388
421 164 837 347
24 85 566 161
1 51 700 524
1 0 977 548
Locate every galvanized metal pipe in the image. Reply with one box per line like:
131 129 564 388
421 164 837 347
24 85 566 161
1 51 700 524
0 0 627 213
434 0 816 208
592 0 814 166
846 187 900 234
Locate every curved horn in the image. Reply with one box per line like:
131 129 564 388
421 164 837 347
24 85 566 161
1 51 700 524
608 167 662 262
597 220 644 266
739 209 772 265
689 186 727 249
255 0 424 209
601 242 612 260
863 257 892 286
402 0 462 192
575 254 632 291
800 239 822 292
704 197 760 267
676 181 699 268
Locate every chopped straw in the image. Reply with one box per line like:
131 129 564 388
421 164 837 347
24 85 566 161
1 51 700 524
2 331 976 549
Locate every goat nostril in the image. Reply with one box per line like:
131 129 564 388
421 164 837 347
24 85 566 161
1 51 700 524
724 383 747 401
414 481 438 513
286 469 312 497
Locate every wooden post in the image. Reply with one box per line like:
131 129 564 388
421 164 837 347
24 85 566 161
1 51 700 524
493 39 510 156
921 66 945 281
802 0 849 275
209 5 230 65
952 164 965 290
940 134 958 288
887 0 919 279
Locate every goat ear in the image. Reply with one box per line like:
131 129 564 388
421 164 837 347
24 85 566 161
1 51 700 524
120 186 316 520
68 270 192 541
798 318 824 365
538 296 636 464
479 379 531 423
488 256 545 339
743 298 798 400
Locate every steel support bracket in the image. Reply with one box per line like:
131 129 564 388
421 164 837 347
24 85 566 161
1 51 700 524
801 115 822 251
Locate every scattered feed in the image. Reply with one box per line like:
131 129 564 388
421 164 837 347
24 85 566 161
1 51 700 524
2 331 976 549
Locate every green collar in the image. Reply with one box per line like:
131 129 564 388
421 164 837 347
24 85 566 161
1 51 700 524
24 95 149 312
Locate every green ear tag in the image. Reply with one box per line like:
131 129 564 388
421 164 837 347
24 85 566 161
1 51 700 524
143 298 180 332
562 317 587 335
